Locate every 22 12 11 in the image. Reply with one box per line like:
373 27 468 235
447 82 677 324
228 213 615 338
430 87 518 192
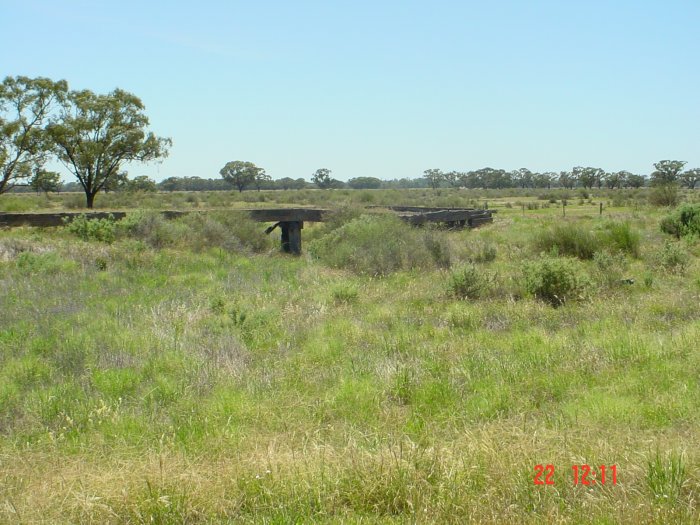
534 464 618 486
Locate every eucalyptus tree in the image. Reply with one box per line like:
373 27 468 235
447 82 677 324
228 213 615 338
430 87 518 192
651 160 686 186
558 171 576 189
573 166 605 189
48 88 171 208
626 174 647 188
29 169 61 194
220 160 263 192
680 168 700 189
253 169 272 191
423 168 443 190
312 168 333 189
0 76 67 194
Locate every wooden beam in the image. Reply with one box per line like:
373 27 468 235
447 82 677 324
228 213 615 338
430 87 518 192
247 208 328 222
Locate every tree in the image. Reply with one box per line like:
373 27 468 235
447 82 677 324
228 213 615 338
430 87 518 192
128 175 157 192
626 174 646 188
559 171 576 189
160 176 182 192
104 171 129 193
512 168 533 188
573 166 604 189
29 169 60 194
604 171 630 189
311 168 333 189
253 169 272 191
680 168 700 189
651 160 686 186
423 168 443 190
219 160 261 192
534 172 556 189
0 76 67 194
47 88 170 208
442 171 462 188
348 176 382 189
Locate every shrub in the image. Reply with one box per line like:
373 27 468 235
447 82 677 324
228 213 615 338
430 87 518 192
309 215 444 276
16 252 77 275
655 241 689 274
448 264 489 300
523 257 590 306
179 214 242 252
65 214 117 243
422 228 453 268
660 203 700 239
118 211 272 253
465 240 497 263
534 223 601 259
331 283 359 304
648 184 680 207
593 250 628 287
602 221 641 257
118 211 183 248
209 212 272 253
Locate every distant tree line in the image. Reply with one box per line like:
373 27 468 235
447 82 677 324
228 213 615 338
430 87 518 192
421 161 699 190
9 160 699 195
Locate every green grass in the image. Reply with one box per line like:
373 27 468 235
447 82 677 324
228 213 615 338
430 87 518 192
1 190 699 523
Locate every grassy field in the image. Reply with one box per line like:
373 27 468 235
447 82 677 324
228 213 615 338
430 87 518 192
1 189 699 523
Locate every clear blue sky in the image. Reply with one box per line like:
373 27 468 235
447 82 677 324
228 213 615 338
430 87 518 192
3 0 699 182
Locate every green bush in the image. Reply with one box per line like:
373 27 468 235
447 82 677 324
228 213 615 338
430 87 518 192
309 215 447 276
648 184 680 207
534 223 601 259
117 211 271 253
602 221 641 257
655 241 690 274
448 264 489 300
422 227 453 269
523 257 590 306
660 203 700 239
593 250 628 287
207 212 272 253
331 283 359 304
65 214 117 243
118 211 185 248
16 252 77 275
465 240 497 263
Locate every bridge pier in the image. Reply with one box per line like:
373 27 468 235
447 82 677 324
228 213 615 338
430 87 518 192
279 221 303 255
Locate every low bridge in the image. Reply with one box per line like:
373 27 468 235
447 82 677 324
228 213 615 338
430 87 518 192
0 206 494 254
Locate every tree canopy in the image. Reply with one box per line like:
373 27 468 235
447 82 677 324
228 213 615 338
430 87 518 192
219 160 263 192
312 168 333 189
651 160 686 186
0 76 67 194
47 88 170 208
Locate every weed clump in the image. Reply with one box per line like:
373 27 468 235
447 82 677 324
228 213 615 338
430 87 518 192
601 221 641 257
447 264 490 300
523 256 590 306
655 241 690 274
331 283 359 304
118 211 271 252
648 184 680 207
660 203 700 240
309 215 451 276
534 223 601 259
465 239 497 263
65 214 117 243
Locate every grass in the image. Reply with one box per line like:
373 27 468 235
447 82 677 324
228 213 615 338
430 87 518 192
1 189 699 523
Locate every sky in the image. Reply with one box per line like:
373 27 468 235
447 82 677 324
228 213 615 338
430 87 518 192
2 0 699 182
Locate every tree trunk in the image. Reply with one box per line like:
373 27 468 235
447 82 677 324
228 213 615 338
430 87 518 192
86 192 96 209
